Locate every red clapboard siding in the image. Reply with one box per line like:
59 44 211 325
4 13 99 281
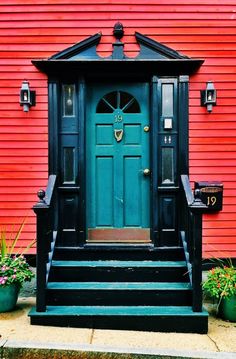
0 1 236 257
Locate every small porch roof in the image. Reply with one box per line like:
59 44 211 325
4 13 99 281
32 25 204 77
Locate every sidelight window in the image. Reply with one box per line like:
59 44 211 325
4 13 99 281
63 84 75 116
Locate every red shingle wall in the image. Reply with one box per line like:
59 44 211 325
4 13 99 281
0 0 235 257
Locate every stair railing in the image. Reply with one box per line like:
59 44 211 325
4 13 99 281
33 174 58 312
180 174 207 312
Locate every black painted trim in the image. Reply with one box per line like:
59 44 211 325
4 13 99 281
178 77 189 235
48 81 59 175
135 32 188 59
150 76 159 246
48 76 190 249
50 33 102 60
33 59 203 78
33 30 203 77
178 76 189 176
78 77 86 245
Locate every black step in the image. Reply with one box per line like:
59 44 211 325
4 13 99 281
49 260 188 282
29 305 208 333
46 281 192 306
53 246 185 261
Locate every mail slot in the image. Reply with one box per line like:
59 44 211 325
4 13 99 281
194 181 223 211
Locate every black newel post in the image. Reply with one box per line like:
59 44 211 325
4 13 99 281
33 189 49 312
190 191 205 312
191 212 203 312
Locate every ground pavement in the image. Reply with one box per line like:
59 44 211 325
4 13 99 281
0 296 236 359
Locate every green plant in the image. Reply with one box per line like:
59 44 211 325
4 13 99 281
0 219 35 287
203 261 236 301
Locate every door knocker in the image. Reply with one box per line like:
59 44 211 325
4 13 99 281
114 129 123 142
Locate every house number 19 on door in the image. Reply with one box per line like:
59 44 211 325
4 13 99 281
114 115 123 123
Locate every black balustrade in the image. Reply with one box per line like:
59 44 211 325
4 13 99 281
180 175 207 312
33 175 57 312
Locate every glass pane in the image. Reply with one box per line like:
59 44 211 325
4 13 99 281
162 84 173 117
123 99 140 113
63 85 75 116
104 91 117 109
96 99 114 113
63 147 75 183
120 91 132 109
162 147 174 184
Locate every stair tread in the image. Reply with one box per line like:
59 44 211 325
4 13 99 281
29 305 208 317
47 282 191 290
52 260 186 267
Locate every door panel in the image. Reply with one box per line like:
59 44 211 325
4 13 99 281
123 156 141 226
96 156 114 226
86 84 150 243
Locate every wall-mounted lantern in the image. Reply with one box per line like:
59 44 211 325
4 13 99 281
201 81 217 113
19 80 36 112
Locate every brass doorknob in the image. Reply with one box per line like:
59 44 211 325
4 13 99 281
143 168 150 176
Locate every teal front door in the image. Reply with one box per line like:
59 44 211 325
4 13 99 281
86 83 150 243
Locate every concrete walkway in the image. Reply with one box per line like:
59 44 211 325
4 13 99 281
1 297 236 359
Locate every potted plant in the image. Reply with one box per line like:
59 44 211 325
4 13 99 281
203 261 236 322
0 219 35 312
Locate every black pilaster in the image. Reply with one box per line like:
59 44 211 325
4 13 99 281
150 76 159 246
78 76 86 244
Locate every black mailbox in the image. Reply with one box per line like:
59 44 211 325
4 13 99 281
194 181 223 211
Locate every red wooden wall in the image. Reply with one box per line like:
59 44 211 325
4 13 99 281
0 0 235 257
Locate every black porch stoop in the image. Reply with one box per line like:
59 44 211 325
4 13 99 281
29 247 208 333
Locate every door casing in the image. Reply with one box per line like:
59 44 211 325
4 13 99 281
48 75 189 248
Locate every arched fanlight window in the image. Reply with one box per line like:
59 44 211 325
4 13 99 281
96 91 140 113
